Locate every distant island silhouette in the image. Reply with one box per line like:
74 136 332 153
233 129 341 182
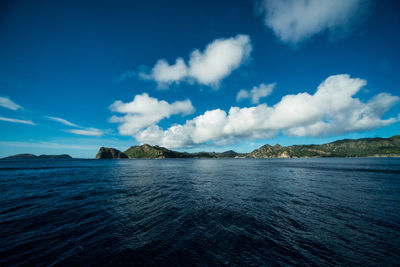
1 154 72 160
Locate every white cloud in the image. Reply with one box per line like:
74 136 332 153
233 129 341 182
66 129 103 137
0 116 35 125
257 0 364 44
47 115 104 136
46 116 79 127
0 96 21 110
135 124 194 149
111 74 399 148
188 35 252 86
145 58 188 87
237 83 275 104
109 93 195 135
140 35 252 88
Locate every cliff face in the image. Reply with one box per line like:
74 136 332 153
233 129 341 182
248 135 400 158
95 147 128 159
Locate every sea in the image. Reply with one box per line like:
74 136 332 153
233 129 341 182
0 158 399 266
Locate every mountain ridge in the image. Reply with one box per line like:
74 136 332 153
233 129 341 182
95 135 400 159
248 135 400 158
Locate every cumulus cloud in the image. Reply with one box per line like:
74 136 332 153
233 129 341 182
0 116 35 125
0 96 21 110
109 93 195 135
257 0 365 44
144 58 188 86
111 74 399 148
237 83 275 104
140 35 252 88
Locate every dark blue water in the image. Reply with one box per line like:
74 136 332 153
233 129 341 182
0 158 399 266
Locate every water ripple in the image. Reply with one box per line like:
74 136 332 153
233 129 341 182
0 158 399 265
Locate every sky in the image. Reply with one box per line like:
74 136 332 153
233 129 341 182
0 0 400 158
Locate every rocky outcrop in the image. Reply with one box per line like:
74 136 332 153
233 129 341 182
95 147 128 159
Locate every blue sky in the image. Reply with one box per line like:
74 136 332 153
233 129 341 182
0 0 399 158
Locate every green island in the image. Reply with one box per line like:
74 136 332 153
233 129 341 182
96 135 400 159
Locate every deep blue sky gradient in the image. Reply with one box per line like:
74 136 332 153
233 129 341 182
0 0 399 157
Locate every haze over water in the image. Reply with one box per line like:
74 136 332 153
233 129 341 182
1 158 399 266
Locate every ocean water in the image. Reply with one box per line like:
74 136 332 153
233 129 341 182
0 158 399 266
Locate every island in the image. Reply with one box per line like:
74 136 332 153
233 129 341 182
1 154 73 160
95 135 400 159
96 144 246 159
248 135 400 158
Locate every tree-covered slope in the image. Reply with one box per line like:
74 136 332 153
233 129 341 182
124 144 187 158
123 144 242 158
248 135 400 158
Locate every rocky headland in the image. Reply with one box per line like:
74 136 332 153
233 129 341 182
95 147 128 159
